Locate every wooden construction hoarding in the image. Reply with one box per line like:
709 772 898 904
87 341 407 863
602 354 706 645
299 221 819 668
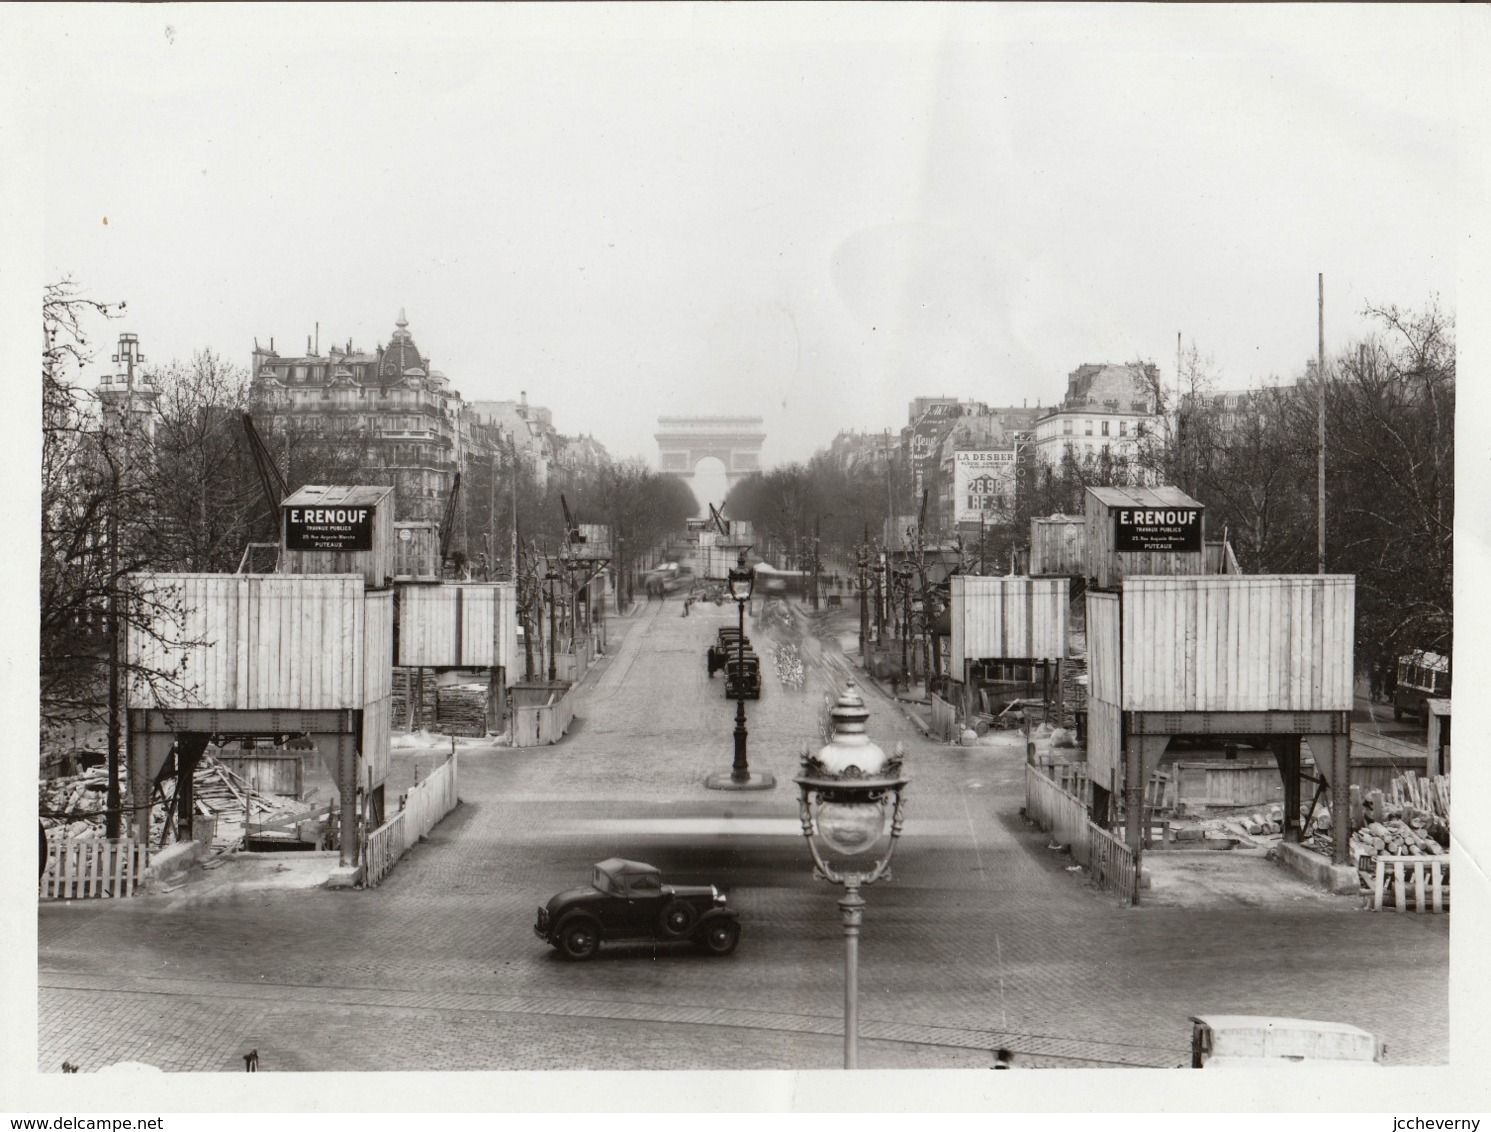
392 521 441 579
1084 592 1123 794
1086 591 1122 704
395 582 518 677
948 576 1068 674
1120 575 1354 713
362 694 391 789
1030 516 1086 577
280 485 396 589
126 574 373 711
572 523 612 560
1085 486 1205 590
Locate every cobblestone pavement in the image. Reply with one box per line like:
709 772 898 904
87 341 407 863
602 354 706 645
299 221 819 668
37 597 1449 1073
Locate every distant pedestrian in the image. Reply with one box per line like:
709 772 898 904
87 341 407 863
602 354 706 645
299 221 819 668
992 1048 1014 1069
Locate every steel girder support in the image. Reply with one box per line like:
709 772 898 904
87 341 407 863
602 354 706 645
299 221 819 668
1126 710 1352 866
127 708 361 861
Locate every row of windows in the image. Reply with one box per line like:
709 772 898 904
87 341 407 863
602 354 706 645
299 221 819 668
1062 418 1138 437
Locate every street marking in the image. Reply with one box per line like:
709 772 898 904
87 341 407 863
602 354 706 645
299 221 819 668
551 817 964 837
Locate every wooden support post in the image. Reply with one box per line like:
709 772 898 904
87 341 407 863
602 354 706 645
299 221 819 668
174 733 211 842
336 733 359 868
1123 734 1170 903
1272 737 1302 842
1325 731 1352 865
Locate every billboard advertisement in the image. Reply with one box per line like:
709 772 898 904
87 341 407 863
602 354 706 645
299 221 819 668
953 449 1016 523
908 405 962 495
284 503 374 552
1112 506 1203 552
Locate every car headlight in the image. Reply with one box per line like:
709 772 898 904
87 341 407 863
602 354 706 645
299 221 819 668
536 906 549 929
712 886 726 905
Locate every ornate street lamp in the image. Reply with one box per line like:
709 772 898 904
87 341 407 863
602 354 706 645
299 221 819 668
795 681 909 1069
705 553 775 791
545 563 561 682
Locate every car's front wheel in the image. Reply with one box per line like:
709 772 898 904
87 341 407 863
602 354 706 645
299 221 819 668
697 919 740 956
659 901 699 938
556 916 601 961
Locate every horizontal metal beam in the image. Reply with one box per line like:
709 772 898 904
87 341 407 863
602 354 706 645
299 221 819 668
1128 710 1349 737
129 708 358 735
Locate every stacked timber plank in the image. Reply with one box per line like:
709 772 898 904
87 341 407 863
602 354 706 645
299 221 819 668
1060 657 1086 731
39 755 311 854
392 667 439 731
437 683 489 737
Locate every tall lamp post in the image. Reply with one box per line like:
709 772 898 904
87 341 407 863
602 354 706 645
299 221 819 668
545 562 560 682
705 553 775 791
795 681 908 1069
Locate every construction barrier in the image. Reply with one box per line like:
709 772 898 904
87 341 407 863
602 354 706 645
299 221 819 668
40 837 149 900
930 692 958 741
1024 765 1136 901
1371 854 1449 913
363 753 459 888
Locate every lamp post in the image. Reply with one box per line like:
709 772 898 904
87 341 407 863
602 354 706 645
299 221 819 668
705 553 775 791
545 563 560 682
856 542 870 665
795 681 908 1069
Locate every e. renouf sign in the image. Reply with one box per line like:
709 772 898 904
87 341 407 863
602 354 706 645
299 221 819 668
284 505 375 552
1112 506 1202 553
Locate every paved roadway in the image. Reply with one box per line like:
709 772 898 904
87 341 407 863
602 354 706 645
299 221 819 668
37 596 1448 1072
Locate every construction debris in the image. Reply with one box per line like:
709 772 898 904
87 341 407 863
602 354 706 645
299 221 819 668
39 753 315 854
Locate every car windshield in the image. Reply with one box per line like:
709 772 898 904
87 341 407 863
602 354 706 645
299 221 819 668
627 874 661 896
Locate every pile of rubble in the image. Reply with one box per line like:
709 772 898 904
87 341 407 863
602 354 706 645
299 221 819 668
40 755 313 853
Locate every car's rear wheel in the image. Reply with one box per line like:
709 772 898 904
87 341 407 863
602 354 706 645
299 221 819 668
557 916 601 961
659 901 699 938
697 919 740 956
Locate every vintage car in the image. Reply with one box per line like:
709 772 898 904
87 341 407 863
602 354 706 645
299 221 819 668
1190 1015 1384 1067
535 858 741 961
1392 648 1450 725
724 654 761 699
707 628 749 677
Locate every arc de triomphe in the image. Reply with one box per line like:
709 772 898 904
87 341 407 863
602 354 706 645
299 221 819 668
655 416 766 493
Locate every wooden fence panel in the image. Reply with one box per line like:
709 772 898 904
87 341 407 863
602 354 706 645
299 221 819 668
363 753 460 887
1024 765 1136 900
930 693 957 741
364 810 406 888
40 838 148 899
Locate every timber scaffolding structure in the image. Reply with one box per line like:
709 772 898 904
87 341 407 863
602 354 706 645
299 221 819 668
126 485 400 883
1076 486 1358 895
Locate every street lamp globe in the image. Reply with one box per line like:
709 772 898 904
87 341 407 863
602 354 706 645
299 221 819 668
794 680 909 1070
796 681 908 881
727 562 754 603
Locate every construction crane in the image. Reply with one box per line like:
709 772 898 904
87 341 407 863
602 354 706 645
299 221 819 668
439 471 463 570
238 413 288 573
560 494 586 554
708 502 730 538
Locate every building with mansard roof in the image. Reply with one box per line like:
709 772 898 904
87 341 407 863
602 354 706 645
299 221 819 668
249 311 506 523
1031 362 1162 480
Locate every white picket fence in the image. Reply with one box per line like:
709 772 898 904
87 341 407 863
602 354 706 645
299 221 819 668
363 752 459 888
930 692 958 741
1024 765 1137 902
40 836 149 900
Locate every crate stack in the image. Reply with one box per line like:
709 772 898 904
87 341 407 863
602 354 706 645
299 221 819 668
436 684 490 737
392 668 439 731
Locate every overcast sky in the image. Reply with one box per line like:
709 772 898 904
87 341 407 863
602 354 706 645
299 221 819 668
12 4 1489 468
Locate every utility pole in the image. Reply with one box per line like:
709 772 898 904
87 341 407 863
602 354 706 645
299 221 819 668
488 447 497 580
105 332 145 842
509 435 519 581
1317 273 1327 574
